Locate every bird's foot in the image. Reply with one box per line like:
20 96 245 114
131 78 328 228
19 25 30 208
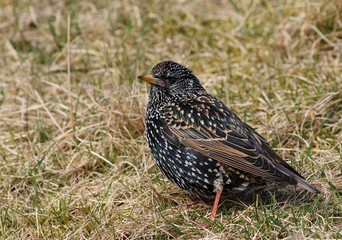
180 198 211 209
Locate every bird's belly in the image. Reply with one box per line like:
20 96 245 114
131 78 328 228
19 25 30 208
146 123 255 198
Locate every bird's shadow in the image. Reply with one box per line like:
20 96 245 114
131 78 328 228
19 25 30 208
220 186 319 215
176 185 320 217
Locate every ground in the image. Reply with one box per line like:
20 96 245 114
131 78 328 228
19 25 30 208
0 0 341 239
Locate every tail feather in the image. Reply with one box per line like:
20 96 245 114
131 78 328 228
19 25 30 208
268 157 320 193
296 177 320 193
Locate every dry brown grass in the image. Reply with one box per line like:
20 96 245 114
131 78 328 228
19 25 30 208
0 0 341 239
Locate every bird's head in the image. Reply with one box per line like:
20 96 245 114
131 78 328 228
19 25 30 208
138 61 205 103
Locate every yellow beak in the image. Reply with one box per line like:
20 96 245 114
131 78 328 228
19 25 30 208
137 75 166 87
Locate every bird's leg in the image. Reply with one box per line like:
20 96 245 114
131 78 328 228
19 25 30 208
209 188 223 221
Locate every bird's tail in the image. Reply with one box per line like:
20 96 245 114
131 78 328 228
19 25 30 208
270 159 320 193
296 177 320 193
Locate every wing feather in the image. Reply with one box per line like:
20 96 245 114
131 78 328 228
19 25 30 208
160 95 315 189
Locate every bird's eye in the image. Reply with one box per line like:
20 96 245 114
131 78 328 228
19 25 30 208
167 77 177 85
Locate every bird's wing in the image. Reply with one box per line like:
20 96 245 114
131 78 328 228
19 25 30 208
160 95 318 192
243 123 306 179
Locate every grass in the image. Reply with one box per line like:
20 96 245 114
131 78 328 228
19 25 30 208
0 0 341 239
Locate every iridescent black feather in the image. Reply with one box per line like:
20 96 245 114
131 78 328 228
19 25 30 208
140 61 319 199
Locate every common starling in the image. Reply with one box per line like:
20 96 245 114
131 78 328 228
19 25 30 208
138 61 319 220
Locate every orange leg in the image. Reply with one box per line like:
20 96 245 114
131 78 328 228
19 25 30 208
209 188 223 221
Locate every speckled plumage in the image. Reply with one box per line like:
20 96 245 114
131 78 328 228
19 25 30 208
139 61 319 202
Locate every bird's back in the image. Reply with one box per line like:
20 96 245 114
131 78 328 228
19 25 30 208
146 93 319 197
